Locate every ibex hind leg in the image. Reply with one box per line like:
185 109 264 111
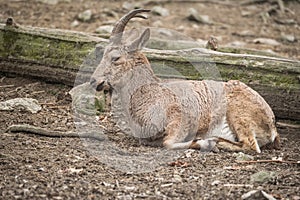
213 137 261 153
260 134 281 150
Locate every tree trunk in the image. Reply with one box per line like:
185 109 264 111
0 23 299 121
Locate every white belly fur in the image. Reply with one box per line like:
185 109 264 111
206 117 236 142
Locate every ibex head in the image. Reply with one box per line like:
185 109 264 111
90 9 151 92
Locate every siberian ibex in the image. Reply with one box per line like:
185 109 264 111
90 9 280 153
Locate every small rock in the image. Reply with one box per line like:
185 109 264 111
187 8 213 24
78 9 92 22
253 38 280 46
124 186 135 191
241 10 253 17
281 34 296 42
122 1 142 10
70 20 79 27
250 171 276 184
103 8 118 18
172 174 182 182
275 18 296 25
233 152 254 161
95 25 113 34
242 190 276 200
292 195 300 200
38 167 45 172
152 6 169 17
0 98 42 113
211 180 221 186
68 167 83 174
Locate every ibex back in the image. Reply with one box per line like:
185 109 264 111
90 9 280 153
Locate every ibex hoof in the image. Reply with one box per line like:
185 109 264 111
190 138 217 152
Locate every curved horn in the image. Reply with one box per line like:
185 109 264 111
110 9 150 44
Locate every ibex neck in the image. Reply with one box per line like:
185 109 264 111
111 63 158 137
118 64 159 95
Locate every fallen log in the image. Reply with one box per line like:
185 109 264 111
0 21 299 121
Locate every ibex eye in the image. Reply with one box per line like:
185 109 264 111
111 56 121 62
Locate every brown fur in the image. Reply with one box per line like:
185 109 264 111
90 22 280 153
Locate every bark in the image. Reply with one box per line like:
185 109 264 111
0 23 299 121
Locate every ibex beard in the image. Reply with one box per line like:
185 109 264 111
90 9 280 153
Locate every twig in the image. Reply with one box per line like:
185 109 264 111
236 159 299 164
6 124 106 141
46 105 69 109
31 90 45 95
144 0 236 6
40 102 56 105
240 0 268 6
277 0 285 13
0 84 15 88
276 122 300 129
223 183 253 188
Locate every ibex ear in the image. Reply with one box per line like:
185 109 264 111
127 28 150 52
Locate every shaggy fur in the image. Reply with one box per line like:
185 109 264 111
90 10 280 153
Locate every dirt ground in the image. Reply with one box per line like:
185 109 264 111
0 0 300 199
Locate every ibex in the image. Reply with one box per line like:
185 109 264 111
90 9 280 153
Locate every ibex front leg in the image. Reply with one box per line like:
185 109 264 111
163 120 217 151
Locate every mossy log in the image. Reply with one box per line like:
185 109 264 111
0 23 299 121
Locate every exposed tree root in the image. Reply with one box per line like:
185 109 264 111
6 124 106 141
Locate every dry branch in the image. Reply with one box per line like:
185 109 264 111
236 159 299 164
6 124 106 141
0 22 299 121
144 0 235 6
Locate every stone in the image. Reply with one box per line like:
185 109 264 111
0 98 42 114
122 1 142 10
250 171 277 184
233 152 254 161
70 20 79 27
78 9 92 22
281 34 296 42
152 6 169 17
95 25 113 34
253 38 281 46
187 8 213 24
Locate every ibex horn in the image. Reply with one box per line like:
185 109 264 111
110 9 150 44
